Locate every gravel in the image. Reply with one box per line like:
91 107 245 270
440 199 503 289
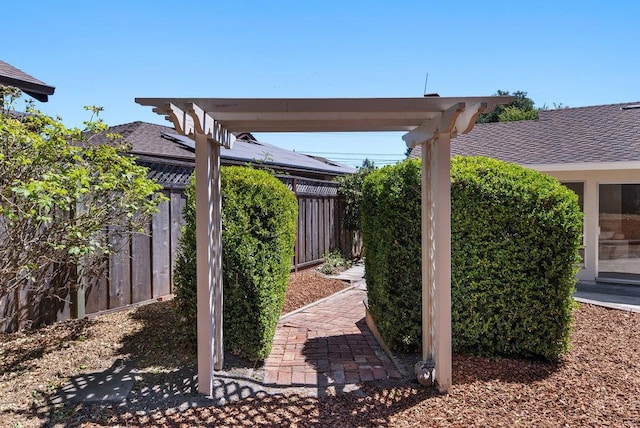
1 270 639 427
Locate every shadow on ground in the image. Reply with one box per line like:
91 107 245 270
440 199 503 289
0 318 94 379
25 301 272 426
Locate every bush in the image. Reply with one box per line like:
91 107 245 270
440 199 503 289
450 156 581 359
361 157 582 359
173 166 298 361
318 249 352 275
361 159 422 353
336 159 375 231
0 94 165 330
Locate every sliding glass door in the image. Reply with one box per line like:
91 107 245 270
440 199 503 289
598 184 640 278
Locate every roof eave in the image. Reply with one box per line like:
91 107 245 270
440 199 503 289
0 76 55 102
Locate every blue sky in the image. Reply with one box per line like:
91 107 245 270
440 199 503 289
4 1 639 167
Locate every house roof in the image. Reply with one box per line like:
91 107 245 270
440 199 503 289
410 102 640 168
0 60 55 102
85 121 356 177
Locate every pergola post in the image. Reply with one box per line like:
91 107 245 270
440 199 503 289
432 133 452 392
418 132 452 392
194 132 224 396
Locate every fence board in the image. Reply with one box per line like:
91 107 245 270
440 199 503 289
312 198 319 260
318 198 325 257
305 198 312 262
170 190 185 294
85 273 108 314
131 225 152 304
152 195 171 298
109 231 131 309
323 198 331 256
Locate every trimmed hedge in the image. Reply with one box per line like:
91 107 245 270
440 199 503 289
450 156 581 359
361 159 422 353
361 157 582 359
173 166 298 361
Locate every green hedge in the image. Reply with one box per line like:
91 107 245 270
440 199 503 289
173 166 298 361
361 159 422 353
361 157 582 359
450 156 581 359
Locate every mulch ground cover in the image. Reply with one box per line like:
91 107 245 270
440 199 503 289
1 269 639 427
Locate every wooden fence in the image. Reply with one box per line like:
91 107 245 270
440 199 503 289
278 176 358 270
0 165 358 332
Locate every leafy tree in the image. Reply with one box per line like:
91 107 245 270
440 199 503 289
0 88 165 330
336 159 375 232
477 90 537 123
497 105 538 122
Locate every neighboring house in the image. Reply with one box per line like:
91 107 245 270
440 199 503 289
410 102 640 283
87 121 354 181
0 60 55 101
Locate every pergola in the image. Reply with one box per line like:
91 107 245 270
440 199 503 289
136 96 511 395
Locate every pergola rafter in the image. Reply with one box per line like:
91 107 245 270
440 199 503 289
136 95 511 396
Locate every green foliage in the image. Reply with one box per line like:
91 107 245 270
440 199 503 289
497 106 539 122
477 90 538 123
173 167 298 361
0 91 165 320
361 157 582 359
318 249 352 275
336 159 375 231
450 156 581 359
361 159 422 353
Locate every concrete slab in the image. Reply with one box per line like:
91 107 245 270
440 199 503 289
574 281 640 312
51 359 134 404
328 261 365 284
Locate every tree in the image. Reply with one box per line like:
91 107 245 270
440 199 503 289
336 159 375 232
477 90 537 123
0 88 165 330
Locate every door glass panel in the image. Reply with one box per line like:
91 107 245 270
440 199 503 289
599 184 640 277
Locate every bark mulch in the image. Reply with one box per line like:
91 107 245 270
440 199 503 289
1 270 639 427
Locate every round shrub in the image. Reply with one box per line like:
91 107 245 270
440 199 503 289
361 159 422 353
451 156 582 359
173 166 298 361
361 157 582 360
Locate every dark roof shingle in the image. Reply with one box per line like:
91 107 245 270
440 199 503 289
86 121 355 177
410 102 640 166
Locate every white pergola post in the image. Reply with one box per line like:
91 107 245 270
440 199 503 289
405 102 489 392
194 132 224 395
419 133 452 392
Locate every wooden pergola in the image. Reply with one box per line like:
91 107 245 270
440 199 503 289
135 96 511 395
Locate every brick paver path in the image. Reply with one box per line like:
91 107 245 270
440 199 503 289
263 286 403 387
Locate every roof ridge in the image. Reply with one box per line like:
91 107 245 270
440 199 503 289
542 101 640 112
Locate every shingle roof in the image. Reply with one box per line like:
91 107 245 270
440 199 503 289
410 102 640 166
0 60 55 102
86 121 355 177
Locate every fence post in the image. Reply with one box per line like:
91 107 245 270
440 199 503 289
71 283 86 319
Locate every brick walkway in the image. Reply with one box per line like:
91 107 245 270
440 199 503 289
263 285 403 388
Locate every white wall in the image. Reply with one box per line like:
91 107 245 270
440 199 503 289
531 166 640 282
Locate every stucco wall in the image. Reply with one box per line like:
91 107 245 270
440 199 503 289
530 167 640 282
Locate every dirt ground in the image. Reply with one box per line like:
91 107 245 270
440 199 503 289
1 269 639 427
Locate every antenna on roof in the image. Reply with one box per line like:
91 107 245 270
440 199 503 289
422 73 440 97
